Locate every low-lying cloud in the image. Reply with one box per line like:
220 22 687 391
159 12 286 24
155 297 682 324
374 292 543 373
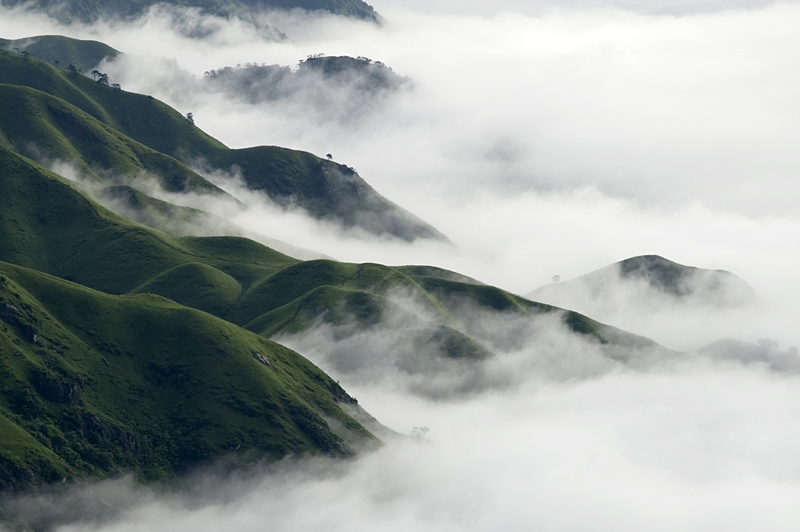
5 356 800 531
3 2 800 529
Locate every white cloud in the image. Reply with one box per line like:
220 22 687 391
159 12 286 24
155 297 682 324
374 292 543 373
3 3 800 529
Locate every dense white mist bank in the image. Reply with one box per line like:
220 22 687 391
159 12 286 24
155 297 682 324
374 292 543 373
5 359 800 532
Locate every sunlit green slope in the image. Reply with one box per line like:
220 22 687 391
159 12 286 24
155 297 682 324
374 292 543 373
0 260 376 491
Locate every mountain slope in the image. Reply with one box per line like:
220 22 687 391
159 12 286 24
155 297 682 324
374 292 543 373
0 35 120 73
0 146 661 394
528 255 762 349
0 49 443 241
529 255 758 310
0 260 377 491
0 83 229 196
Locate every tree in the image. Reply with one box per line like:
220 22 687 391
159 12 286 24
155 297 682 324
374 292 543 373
91 69 100 81
96 73 109 86
326 153 333 160
186 112 194 125
67 64 78 74
551 275 561 283
54 60 60 69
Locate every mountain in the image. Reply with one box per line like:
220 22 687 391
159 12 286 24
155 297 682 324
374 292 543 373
0 0 380 23
0 260 378 492
528 255 762 348
0 48 444 242
530 255 758 309
0 35 120 74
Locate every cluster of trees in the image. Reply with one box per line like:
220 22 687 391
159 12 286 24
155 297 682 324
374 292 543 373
90 69 120 89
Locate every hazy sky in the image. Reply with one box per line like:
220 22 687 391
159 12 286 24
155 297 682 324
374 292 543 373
2 3 800 529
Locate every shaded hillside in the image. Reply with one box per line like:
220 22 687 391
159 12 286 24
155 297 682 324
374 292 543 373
0 146 661 398
528 255 762 349
0 0 380 23
0 35 119 74
0 49 443 241
0 83 230 196
530 255 758 309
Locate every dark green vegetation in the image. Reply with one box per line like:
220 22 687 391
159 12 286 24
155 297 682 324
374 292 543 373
0 260 374 491
0 35 119 74
0 47 442 241
204 55 408 105
0 0 380 23
0 41 665 496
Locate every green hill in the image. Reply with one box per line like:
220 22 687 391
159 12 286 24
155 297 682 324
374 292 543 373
0 35 119 73
0 83 229 196
0 143 657 368
0 260 377 491
0 48 443 241
0 0 380 23
529 254 759 310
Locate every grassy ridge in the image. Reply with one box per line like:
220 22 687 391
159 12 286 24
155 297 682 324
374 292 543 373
0 49 443 241
0 35 120 73
0 84 226 195
0 145 651 354
0 260 376 491
0 146 298 295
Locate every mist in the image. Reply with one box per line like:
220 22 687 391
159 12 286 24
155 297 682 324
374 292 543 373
3 0 800 529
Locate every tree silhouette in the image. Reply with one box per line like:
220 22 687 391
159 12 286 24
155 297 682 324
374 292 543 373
68 64 78 74
186 112 194 125
96 73 109 86
326 153 333 160
54 60 60 69
91 69 100 81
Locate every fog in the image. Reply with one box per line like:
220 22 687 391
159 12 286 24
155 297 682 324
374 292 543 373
3 0 800 529
6 359 800 531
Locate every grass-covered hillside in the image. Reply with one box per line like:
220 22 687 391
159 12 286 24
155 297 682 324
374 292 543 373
0 48 443 241
0 37 669 494
0 143 658 370
0 0 380 23
0 35 119 74
0 260 376 492
529 254 758 310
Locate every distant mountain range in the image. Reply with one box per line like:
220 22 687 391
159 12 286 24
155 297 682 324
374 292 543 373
0 0 380 23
